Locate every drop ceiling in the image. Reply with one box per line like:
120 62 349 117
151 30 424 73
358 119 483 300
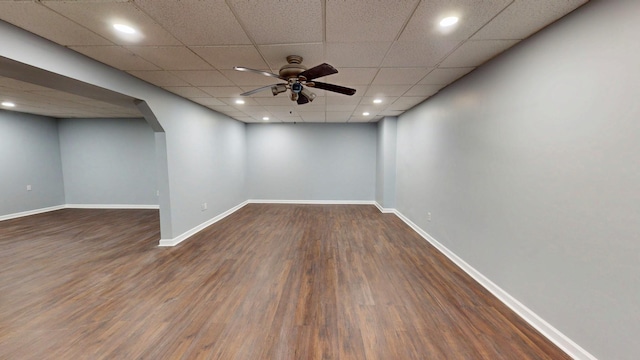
0 0 587 122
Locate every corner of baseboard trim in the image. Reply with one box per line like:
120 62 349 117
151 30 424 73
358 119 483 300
374 201 396 214
248 199 376 205
391 209 597 360
157 200 249 247
0 204 66 222
65 204 160 209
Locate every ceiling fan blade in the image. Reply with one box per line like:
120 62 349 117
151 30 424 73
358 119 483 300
234 66 283 80
297 92 310 105
309 81 356 96
240 83 285 96
298 63 338 80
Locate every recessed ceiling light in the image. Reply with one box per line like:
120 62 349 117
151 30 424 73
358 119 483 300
440 16 459 27
113 23 136 34
373 99 382 104
363 112 370 116
262 117 269 121
1 101 15 107
235 99 245 105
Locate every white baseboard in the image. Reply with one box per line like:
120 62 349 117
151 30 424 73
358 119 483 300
0 205 66 221
374 201 396 213
65 204 160 209
158 200 249 247
1 204 159 222
248 199 375 205
390 209 596 360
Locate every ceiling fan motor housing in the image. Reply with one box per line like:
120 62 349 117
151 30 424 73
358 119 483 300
279 55 307 78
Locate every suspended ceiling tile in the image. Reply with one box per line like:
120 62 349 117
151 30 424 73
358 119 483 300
372 68 432 85
208 105 237 113
348 115 374 123
0 2 112 46
473 0 589 40
133 0 251 45
41 1 181 46
326 0 419 42
299 112 326 123
127 70 190 87
295 104 326 112
382 40 461 67
234 116 256 123
404 84 443 97
248 116 276 123
258 44 325 71
200 86 245 98
70 46 160 71
245 116 271 123
439 40 519 67
236 106 267 116
262 105 302 117
359 96 399 107
365 84 412 97
126 46 212 70
326 96 364 106
379 110 404 117
163 86 210 98
0 78 50 91
418 67 475 85
387 96 427 111
325 42 392 68
218 97 260 106
353 105 379 117
189 97 227 107
241 107 274 117
323 68 379 86
398 0 511 42
170 70 235 87
279 116 303 123
325 112 353 123
228 0 323 45
191 46 269 70
326 104 356 113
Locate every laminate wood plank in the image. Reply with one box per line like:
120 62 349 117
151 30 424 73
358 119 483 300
0 205 573 359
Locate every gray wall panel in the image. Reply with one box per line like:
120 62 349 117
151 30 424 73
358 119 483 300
58 118 157 205
0 110 64 216
376 117 397 208
247 123 376 201
395 1 640 359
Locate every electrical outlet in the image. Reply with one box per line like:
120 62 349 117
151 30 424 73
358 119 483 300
156 190 160 196
427 212 431 221
26 185 32 191
201 202 207 211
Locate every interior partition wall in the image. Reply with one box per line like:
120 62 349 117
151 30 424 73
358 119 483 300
394 1 640 359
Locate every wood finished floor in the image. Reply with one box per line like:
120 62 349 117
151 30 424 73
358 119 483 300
0 205 571 360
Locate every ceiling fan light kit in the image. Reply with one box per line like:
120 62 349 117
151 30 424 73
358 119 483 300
234 55 356 105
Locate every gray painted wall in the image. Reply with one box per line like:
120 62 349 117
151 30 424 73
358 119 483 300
247 123 376 201
395 1 640 359
0 110 64 216
375 117 397 208
58 118 157 205
0 21 247 240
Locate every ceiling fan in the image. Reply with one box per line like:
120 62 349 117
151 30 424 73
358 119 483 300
233 55 356 105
